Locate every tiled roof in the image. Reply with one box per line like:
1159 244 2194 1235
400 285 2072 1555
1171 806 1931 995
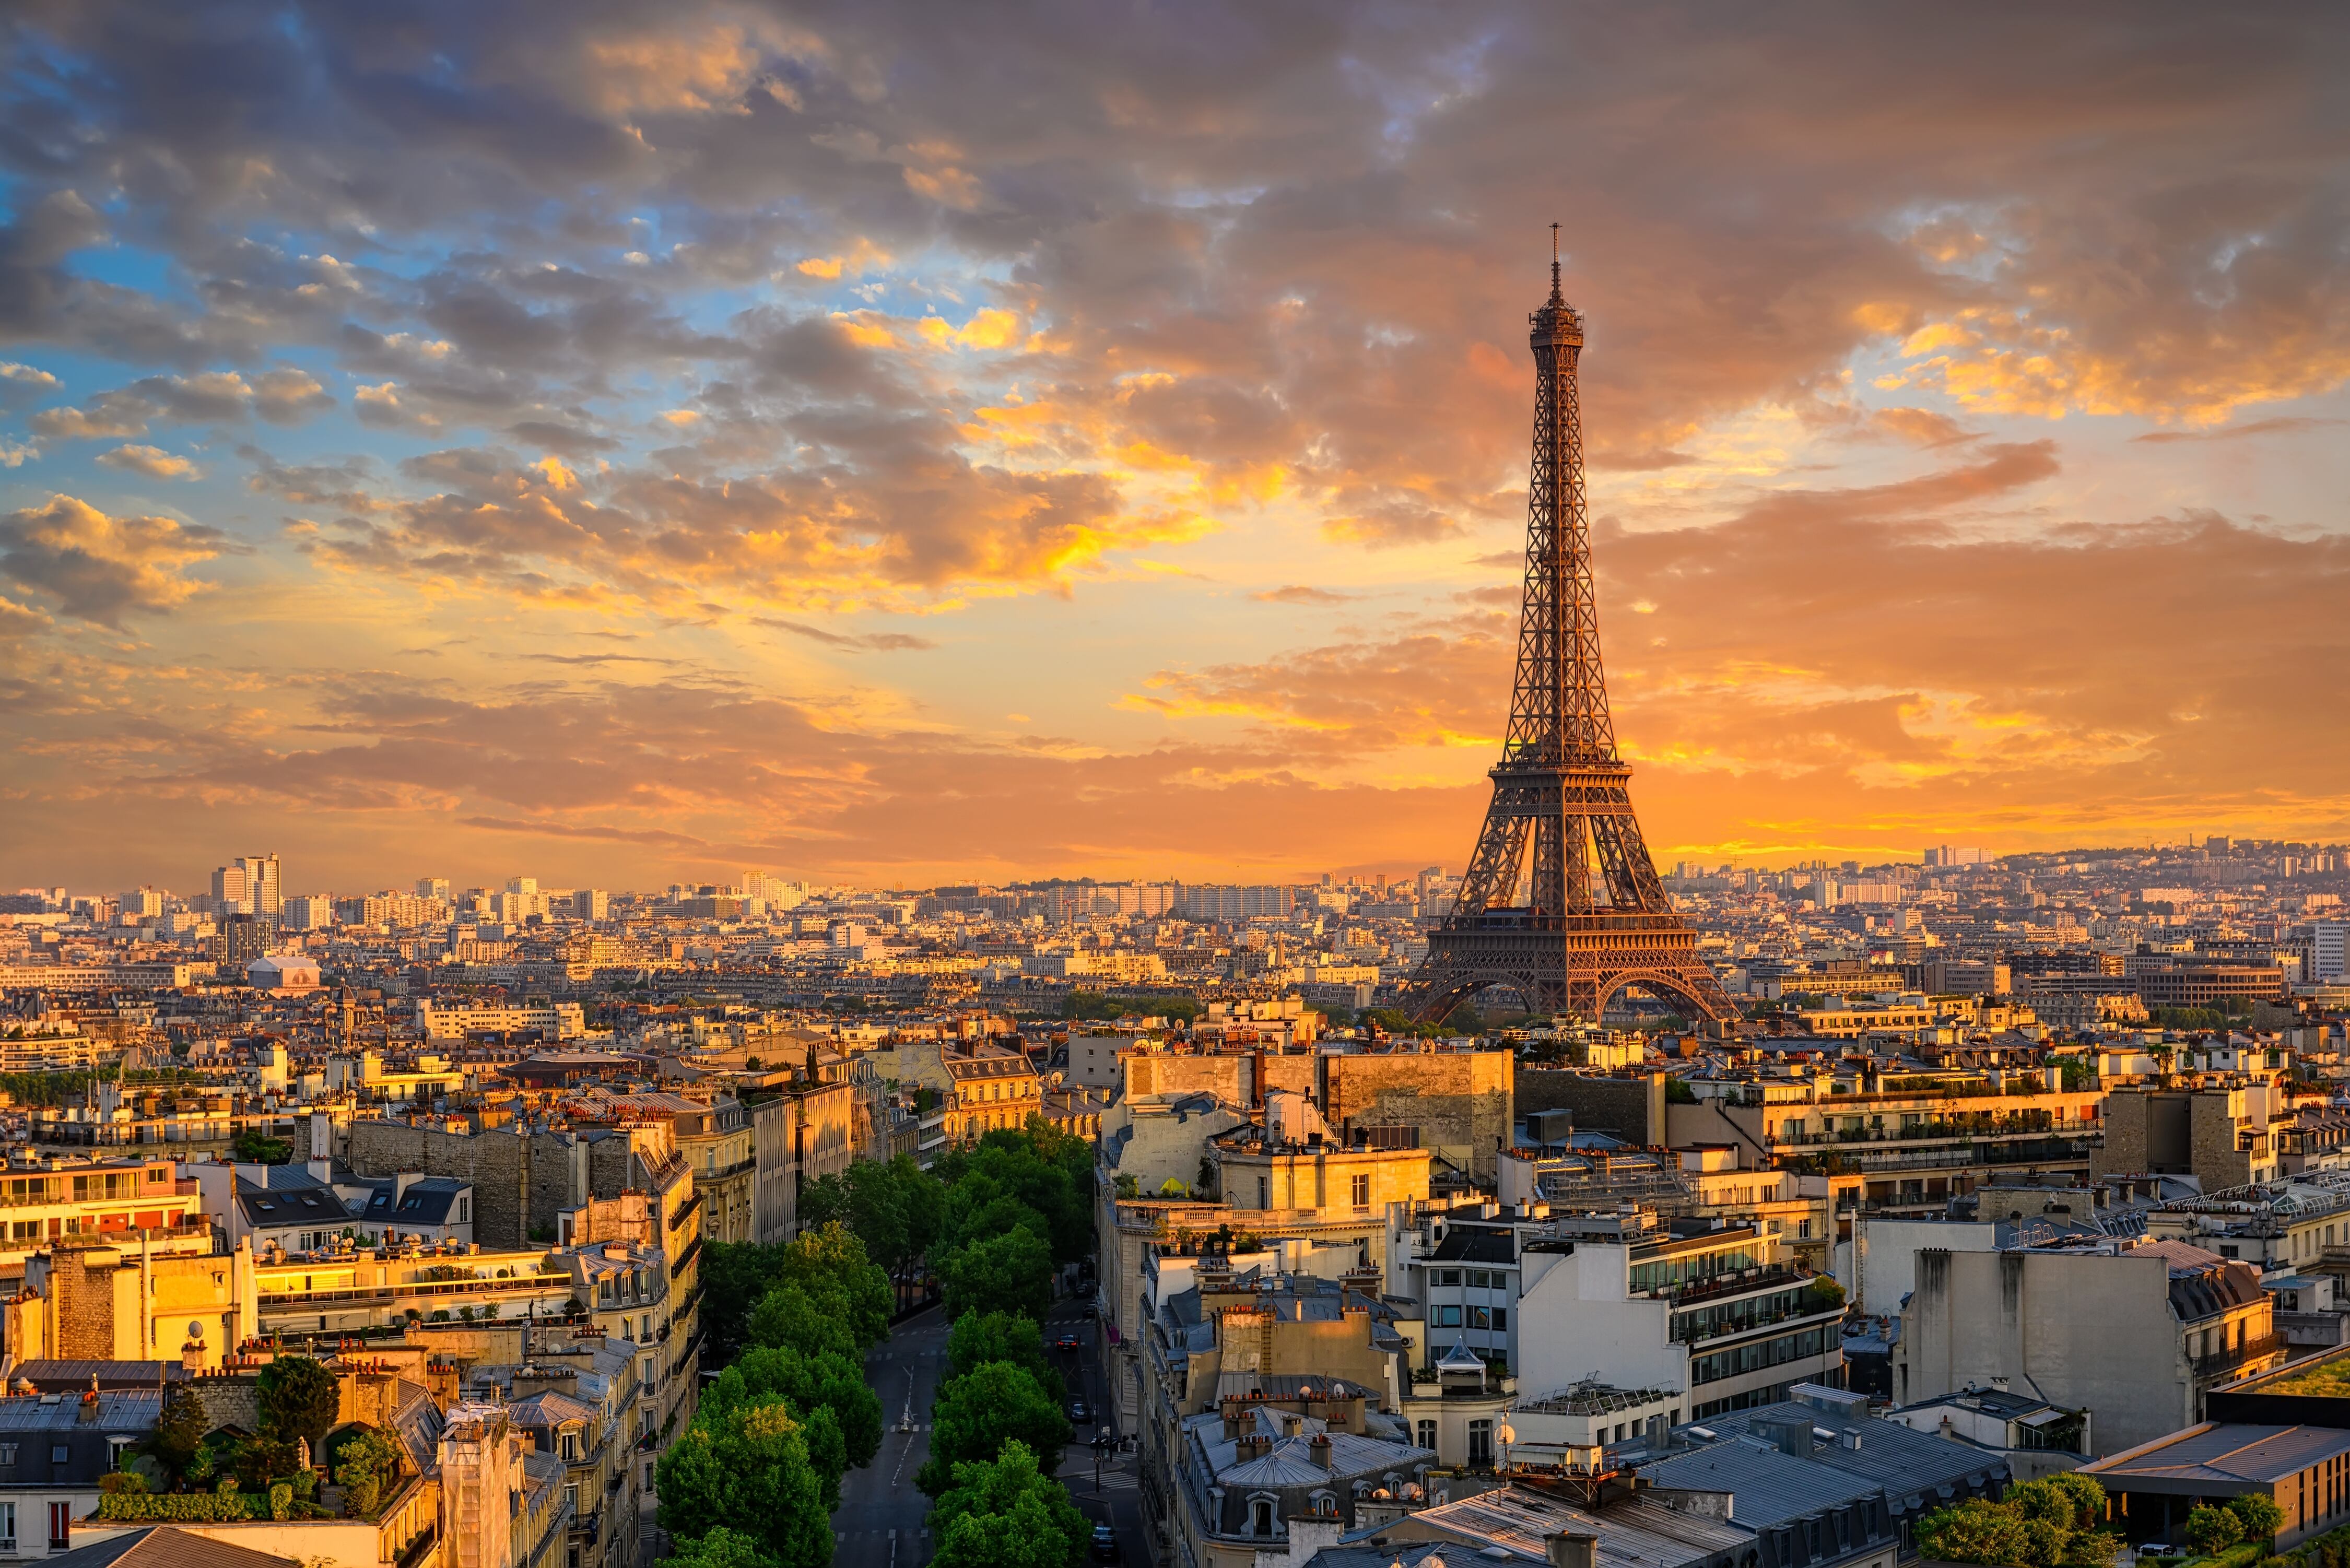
49 1526 301 1568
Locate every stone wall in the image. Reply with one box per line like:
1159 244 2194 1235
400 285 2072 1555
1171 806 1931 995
1324 1050 1512 1183
342 1122 549 1248
1515 1067 1664 1146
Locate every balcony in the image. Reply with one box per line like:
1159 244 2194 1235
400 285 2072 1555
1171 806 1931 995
1661 1266 1815 1309
1673 1297 1845 1347
2192 1332 2283 1379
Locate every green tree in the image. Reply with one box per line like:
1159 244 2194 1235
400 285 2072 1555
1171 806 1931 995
232 1129 292 1164
2226 1494 2285 1545
915 1362 1072 1496
661 1527 781 1568
943 1228 1054 1324
333 1428 404 1518
773 1223 894 1348
255 1357 338 1451
2184 1505 2244 1557
1913 1500 2037 1566
747 1282 863 1361
929 1441 1089 1568
140 1382 210 1490
658 1400 835 1568
701 1241 793 1364
946 1311 1065 1402
710 1346 886 1469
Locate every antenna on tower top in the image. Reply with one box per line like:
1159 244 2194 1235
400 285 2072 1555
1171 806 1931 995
1549 223 1562 299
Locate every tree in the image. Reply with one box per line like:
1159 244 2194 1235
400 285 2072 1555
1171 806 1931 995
748 1281 863 1361
943 1228 1053 1324
333 1428 404 1518
232 1129 292 1164
915 1362 1072 1496
929 1441 1089 1568
946 1312 1064 1402
2226 1494 2284 1545
711 1346 885 1469
256 1356 339 1452
773 1223 894 1348
701 1241 793 1364
2183 1506 2244 1557
1913 1501 2037 1566
140 1383 210 1490
661 1527 780 1568
658 1399 834 1568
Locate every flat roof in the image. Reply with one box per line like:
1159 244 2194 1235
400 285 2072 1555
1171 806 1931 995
2082 1423 2350 1491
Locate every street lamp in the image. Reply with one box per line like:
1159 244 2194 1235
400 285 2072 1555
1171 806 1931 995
1495 1422 1516 1475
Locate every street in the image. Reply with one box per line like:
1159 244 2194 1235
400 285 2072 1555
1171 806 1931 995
832 1295 1150 1568
837 1306 952 1568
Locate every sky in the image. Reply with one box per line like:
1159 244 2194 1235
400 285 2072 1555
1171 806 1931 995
1 3 2347 897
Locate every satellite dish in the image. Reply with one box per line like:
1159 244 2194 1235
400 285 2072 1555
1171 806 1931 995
187 1322 205 1340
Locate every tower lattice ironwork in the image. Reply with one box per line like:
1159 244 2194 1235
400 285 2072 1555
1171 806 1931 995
1403 232 1736 1029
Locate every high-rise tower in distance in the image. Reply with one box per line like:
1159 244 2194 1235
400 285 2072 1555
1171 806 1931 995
1403 232 1736 1030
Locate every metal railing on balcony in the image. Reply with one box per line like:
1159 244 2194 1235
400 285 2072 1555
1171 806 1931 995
2192 1333 2282 1378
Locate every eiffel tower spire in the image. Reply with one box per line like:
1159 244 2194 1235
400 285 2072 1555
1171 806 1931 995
1403 235 1737 1029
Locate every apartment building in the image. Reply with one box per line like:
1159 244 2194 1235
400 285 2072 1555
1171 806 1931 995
0 1153 207 1266
1670 1072 2104 1215
1896 1236 2282 1454
1514 1207 1846 1421
2095 1082 2284 1188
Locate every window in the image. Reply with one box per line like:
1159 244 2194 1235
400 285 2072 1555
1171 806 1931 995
1350 1174 1370 1206
0 1499 11 1548
1469 1307 1490 1330
1435 1306 1461 1327
1491 1308 1508 1331
47 1501 68 1551
560 1430 583 1461
1467 1420 1494 1466
1437 1270 1462 1287
1416 1420 1437 1452
49 1446 67 1466
1257 1177 1268 1208
0 1443 16 1465
1250 1499 1274 1536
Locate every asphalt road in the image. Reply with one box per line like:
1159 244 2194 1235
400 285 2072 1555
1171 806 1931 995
839 1305 953 1568
1045 1296 1151 1568
834 1295 1151 1568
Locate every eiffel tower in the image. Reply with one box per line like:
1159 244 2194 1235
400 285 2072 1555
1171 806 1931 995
1404 231 1737 1031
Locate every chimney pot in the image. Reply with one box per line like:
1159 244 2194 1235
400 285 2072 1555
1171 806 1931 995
1547 1535 1599 1568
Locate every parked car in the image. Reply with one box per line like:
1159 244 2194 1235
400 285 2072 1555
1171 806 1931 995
1090 1526 1120 1563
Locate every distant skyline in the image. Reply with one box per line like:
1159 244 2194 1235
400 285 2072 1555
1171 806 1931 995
3 6 2347 891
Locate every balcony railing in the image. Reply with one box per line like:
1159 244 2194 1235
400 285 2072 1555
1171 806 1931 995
1662 1266 1816 1309
2192 1333 2282 1378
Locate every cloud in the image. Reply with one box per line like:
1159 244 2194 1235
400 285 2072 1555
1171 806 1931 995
2131 416 2346 445
96 444 202 480
30 369 331 439
0 494 225 625
1250 585 1357 605
757 617 940 651
2 4 2349 881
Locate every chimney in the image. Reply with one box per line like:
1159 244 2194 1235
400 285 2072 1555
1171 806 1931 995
1310 1432 1333 1470
1546 1535 1599 1568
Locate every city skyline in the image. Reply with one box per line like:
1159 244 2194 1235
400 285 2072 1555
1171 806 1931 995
3 6 2347 891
